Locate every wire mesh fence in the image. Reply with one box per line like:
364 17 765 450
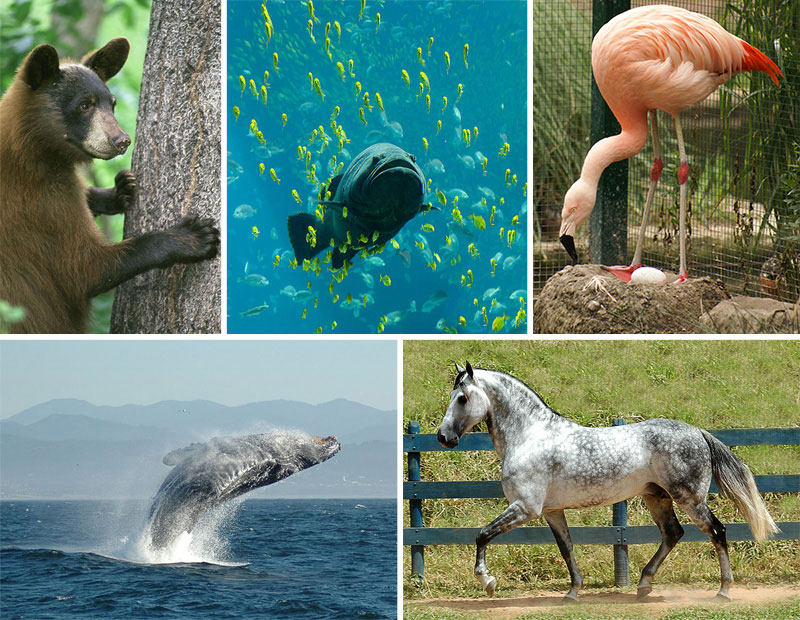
532 0 799 303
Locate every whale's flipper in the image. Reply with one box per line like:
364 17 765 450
146 431 340 549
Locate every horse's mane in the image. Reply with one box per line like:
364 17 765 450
460 367 565 418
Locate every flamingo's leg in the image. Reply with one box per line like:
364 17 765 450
604 110 663 282
674 114 689 282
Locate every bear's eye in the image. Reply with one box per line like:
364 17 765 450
79 101 92 112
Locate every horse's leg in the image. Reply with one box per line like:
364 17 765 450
637 493 684 600
680 500 733 600
543 510 583 601
475 499 535 597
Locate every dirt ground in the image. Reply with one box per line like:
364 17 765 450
408 585 800 619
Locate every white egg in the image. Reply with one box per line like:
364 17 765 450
630 266 667 285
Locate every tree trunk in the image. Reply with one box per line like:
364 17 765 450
110 0 221 333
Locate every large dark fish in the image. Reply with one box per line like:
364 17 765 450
146 431 340 549
288 142 427 268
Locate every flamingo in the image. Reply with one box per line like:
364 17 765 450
559 5 782 283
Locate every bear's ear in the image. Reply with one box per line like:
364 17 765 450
82 37 129 82
21 44 60 90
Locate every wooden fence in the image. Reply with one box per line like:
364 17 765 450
404 420 800 584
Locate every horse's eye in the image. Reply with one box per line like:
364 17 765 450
457 394 467 405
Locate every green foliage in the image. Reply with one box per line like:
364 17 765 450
0 299 26 333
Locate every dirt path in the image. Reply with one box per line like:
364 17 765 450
409 585 800 619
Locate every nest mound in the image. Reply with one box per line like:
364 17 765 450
699 295 799 334
534 265 730 334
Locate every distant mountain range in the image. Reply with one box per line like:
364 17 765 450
0 399 396 499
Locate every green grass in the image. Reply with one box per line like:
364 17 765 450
403 340 800 598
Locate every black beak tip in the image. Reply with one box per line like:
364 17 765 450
560 234 578 265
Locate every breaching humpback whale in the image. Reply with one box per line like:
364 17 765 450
146 431 340 549
288 142 428 268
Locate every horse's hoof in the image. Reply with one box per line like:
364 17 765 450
563 591 579 603
636 586 652 600
715 592 732 602
484 576 497 597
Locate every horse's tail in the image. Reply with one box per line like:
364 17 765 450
701 430 779 541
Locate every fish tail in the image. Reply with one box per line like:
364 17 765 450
287 212 324 261
740 40 782 86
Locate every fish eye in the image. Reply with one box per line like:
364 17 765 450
409 154 416 162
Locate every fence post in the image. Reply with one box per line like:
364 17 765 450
408 420 424 579
589 0 630 266
612 417 630 586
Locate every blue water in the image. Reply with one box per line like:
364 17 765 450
0 499 396 619
227 0 527 333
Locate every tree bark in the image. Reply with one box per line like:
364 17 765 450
110 0 221 333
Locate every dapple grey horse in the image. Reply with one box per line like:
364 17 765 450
437 362 778 601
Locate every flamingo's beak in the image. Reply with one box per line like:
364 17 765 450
559 214 578 264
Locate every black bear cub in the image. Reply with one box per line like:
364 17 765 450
0 38 219 333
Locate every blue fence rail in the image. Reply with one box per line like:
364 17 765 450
404 420 800 584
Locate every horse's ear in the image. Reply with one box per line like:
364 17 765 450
466 361 473 378
454 362 465 374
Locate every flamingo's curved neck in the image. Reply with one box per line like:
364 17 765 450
579 116 650 190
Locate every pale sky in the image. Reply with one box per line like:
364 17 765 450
0 340 397 418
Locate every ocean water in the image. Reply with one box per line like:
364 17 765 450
227 0 528 333
0 499 396 619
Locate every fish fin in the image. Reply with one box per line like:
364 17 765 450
287 212 323 261
331 246 357 269
319 174 343 201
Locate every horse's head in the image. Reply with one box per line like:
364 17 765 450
437 361 490 448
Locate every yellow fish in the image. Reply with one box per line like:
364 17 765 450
272 52 279 71
363 92 373 111
281 113 287 129
313 78 325 100
307 19 316 42
401 69 410 87
505 168 511 184
481 157 488 173
348 58 355 77
354 81 362 99
498 142 510 157
307 0 318 23
462 128 471 146
444 51 450 74
492 315 506 332
252 226 259 239
452 206 462 224
419 71 430 92
416 47 424 66
421 223 435 233
324 37 331 58
336 62 346 80
258 163 265 175
273 254 281 268
427 37 434 55
424 94 430 113
456 83 463 103
291 189 302 203
436 119 442 135
358 107 367 125
238 75 245 96
375 12 380 32
463 43 469 69
359 0 365 21
334 21 342 41
270 168 280 184
441 96 447 113
459 316 466 326
249 78 257 98
260 85 267 104
232 105 240 122
422 137 428 153
436 189 446 206
375 92 384 112
263 70 269 84
308 72 314 90
324 22 330 38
